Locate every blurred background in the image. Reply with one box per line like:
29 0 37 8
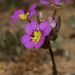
0 0 75 75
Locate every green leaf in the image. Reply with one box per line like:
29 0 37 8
56 16 61 32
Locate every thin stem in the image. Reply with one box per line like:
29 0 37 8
49 43 57 75
53 8 58 19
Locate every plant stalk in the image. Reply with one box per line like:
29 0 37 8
53 8 58 19
49 43 57 75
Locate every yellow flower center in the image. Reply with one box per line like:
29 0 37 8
40 19 45 22
51 4 60 10
18 12 29 20
31 31 42 44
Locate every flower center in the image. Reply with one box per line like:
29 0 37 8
31 31 42 44
51 4 60 10
18 12 29 20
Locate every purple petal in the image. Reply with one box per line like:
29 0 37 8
28 3 37 12
25 24 33 35
11 15 19 19
27 10 36 19
43 25 52 36
35 35 45 49
9 20 20 25
65 0 70 3
40 0 51 5
21 34 31 44
14 9 24 15
39 21 50 31
50 20 56 28
25 41 35 49
54 0 60 4
21 34 35 48
31 21 38 31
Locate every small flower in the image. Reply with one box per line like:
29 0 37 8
39 12 45 22
39 12 56 28
9 3 37 25
54 0 70 5
40 0 70 9
48 16 56 28
21 21 52 49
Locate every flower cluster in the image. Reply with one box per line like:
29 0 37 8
9 0 70 49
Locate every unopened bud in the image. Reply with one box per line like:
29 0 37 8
39 12 45 22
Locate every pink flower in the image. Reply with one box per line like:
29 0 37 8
21 21 52 49
40 0 70 7
54 0 70 4
9 3 37 25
